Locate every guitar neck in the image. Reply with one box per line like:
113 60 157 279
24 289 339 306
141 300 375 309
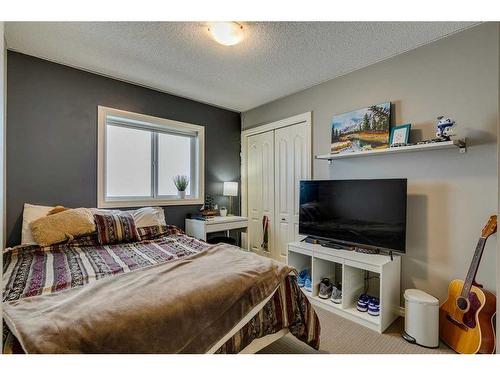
461 237 486 298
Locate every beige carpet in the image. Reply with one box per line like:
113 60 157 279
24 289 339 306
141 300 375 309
258 305 455 354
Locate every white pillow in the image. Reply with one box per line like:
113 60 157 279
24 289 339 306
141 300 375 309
131 206 166 228
91 206 166 228
21 203 55 245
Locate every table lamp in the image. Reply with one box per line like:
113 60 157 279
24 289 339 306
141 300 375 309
223 181 238 216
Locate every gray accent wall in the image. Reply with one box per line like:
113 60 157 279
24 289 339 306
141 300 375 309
242 23 499 301
1 23 5 250
6 51 241 246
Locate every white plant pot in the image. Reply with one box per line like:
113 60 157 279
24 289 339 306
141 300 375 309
220 208 227 217
177 190 186 199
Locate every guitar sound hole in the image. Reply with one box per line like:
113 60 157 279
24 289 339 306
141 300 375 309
456 297 469 311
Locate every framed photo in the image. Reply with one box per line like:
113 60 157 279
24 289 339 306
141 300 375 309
389 124 411 145
331 102 391 153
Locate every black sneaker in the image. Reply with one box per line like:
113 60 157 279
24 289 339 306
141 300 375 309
318 278 333 299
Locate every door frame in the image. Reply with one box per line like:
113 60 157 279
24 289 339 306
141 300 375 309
241 112 312 250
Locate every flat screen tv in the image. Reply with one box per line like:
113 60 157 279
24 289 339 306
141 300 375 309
299 179 407 253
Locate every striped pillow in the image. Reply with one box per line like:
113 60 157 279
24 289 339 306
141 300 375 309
94 212 141 245
137 225 184 240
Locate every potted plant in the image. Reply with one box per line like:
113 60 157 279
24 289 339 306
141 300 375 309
173 175 189 199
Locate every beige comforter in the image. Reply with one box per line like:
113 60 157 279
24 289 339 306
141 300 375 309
3 244 293 353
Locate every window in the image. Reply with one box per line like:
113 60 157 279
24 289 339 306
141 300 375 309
98 106 204 207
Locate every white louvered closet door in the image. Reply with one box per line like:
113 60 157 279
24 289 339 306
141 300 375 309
273 123 310 263
247 131 274 258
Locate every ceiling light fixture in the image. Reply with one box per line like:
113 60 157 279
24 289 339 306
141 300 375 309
208 22 244 46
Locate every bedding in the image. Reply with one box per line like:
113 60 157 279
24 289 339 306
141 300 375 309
94 211 141 245
48 205 69 215
22 204 165 246
91 206 166 228
30 208 96 246
21 203 55 245
2 226 320 354
129 206 166 228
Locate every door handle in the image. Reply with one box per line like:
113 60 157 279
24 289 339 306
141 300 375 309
281 218 286 221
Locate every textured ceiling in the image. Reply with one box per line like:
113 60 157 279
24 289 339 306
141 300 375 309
5 22 476 111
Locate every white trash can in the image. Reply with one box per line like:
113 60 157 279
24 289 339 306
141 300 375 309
402 289 439 348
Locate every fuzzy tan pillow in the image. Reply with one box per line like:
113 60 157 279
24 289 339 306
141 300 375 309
48 205 70 215
30 208 96 247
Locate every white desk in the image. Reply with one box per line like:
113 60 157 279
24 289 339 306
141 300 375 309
185 216 248 242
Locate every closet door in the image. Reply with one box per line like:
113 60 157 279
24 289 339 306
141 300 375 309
274 122 310 263
247 131 274 257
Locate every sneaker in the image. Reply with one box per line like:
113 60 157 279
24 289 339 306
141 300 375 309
297 269 310 288
331 283 342 304
304 276 312 292
356 293 370 312
368 297 380 316
318 278 333 299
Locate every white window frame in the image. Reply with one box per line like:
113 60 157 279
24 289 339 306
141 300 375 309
97 106 205 208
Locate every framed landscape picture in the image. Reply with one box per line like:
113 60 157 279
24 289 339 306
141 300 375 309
331 102 391 153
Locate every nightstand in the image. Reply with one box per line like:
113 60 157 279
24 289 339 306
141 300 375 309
185 216 248 245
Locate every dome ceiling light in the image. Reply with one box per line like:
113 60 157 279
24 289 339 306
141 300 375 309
208 22 244 46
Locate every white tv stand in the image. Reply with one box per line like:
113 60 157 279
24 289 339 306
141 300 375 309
288 241 401 333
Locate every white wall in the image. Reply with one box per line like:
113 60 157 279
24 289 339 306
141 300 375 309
242 23 499 303
497 23 500 354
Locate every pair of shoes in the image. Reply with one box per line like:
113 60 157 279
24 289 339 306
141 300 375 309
304 277 313 292
356 294 380 316
331 282 342 304
319 279 343 303
357 294 370 312
318 278 333 299
297 269 310 288
297 269 312 292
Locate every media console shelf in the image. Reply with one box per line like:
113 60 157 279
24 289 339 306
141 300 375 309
288 241 401 333
315 139 466 164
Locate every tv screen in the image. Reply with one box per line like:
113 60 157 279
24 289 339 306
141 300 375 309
299 179 407 252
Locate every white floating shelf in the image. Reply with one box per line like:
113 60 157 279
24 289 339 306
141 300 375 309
315 139 466 163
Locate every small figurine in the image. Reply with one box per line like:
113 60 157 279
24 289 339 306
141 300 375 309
204 194 215 210
436 116 456 141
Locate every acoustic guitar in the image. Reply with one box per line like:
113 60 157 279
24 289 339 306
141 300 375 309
439 215 497 354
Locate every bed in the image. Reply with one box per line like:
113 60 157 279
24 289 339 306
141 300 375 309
2 225 320 354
